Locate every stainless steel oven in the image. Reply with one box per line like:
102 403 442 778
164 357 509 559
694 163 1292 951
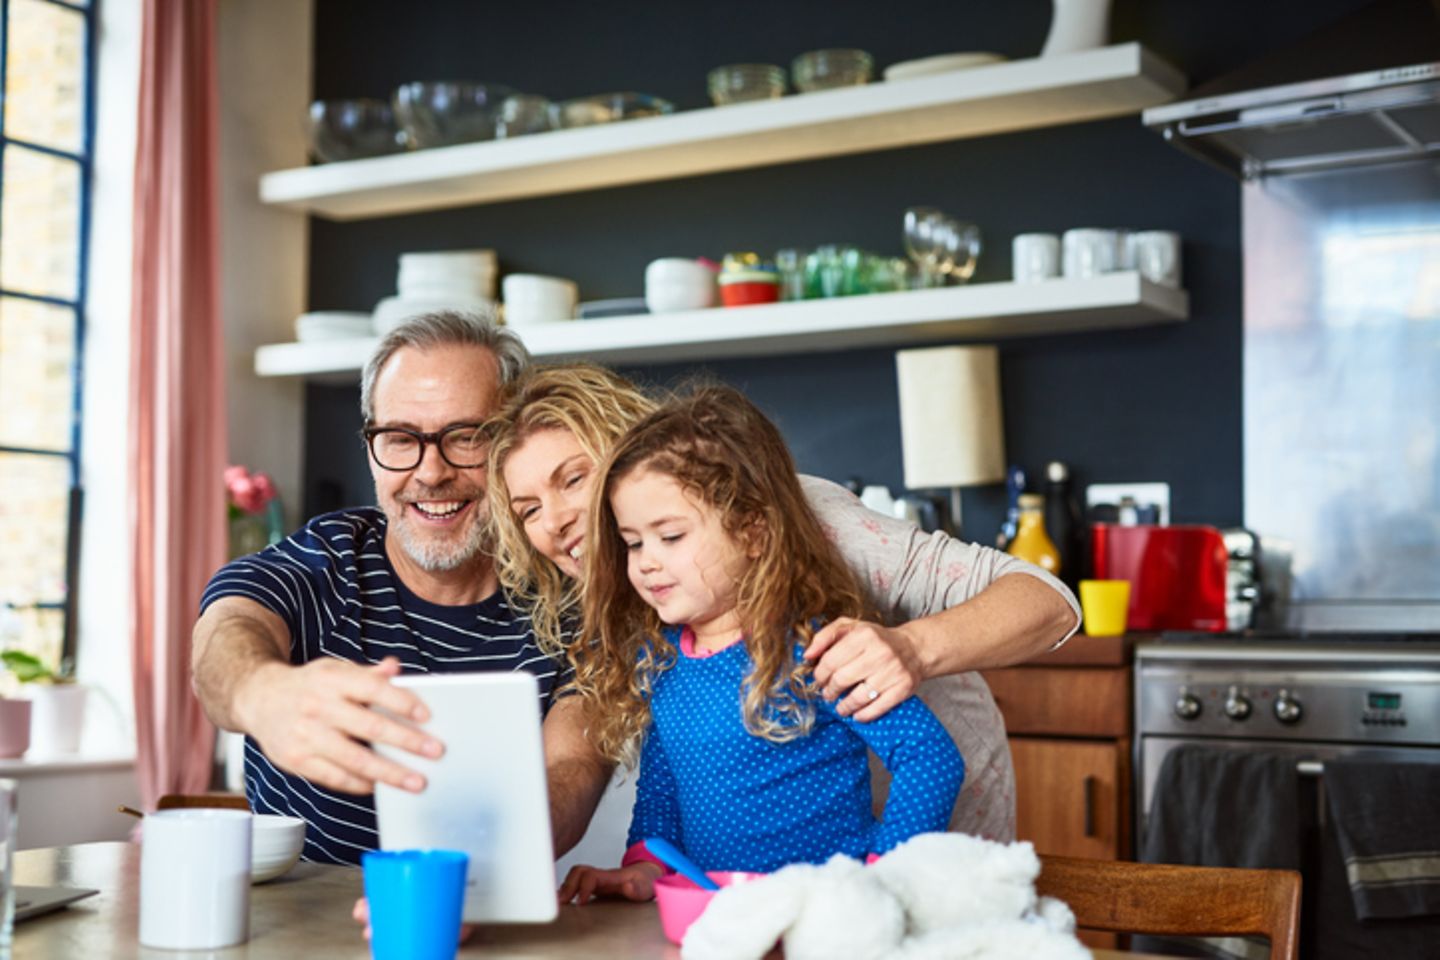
1134 635 1440 956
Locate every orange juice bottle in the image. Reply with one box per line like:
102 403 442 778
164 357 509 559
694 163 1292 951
1006 493 1061 574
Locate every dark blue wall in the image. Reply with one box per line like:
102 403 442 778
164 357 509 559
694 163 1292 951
303 0 1380 543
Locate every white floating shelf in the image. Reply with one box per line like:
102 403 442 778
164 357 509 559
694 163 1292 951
255 273 1188 378
261 44 1185 220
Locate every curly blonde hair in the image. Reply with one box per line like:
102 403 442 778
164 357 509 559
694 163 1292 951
483 363 658 658
577 385 870 764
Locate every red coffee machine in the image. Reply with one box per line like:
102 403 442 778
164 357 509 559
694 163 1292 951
1089 524 1229 632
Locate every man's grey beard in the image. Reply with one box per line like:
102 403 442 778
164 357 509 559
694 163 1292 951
390 508 494 573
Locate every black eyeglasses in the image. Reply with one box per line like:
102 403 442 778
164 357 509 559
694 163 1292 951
362 423 487 471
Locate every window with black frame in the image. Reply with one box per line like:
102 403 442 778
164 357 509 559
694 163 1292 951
0 0 95 677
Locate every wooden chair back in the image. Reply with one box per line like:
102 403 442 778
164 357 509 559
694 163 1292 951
156 793 251 811
1036 854 1301 960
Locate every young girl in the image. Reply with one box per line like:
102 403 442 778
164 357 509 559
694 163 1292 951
560 385 964 903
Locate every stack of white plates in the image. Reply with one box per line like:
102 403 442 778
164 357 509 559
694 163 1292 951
397 249 497 301
882 52 1007 81
294 311 375 342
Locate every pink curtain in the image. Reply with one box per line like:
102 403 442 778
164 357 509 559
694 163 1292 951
128 0 224 807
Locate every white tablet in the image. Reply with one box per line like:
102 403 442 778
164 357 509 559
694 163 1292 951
373 672 558 923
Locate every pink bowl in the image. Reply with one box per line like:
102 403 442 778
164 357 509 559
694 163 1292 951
653 871 765 945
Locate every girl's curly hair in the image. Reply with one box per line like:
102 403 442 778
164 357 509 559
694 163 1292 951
576 384 869 764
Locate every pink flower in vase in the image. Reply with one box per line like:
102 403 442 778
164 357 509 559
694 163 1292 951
225 465 278 516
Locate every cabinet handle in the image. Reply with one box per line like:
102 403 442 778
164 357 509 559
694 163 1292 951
1083 775 1096 837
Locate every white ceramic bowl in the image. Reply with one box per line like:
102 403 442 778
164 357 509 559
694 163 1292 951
502 273 578 325
372 295 497 335
645 258 716 313
251 814 305 884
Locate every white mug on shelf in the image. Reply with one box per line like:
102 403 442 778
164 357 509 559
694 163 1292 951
1012 233 1060 283
1062 228 1120 278
1131 230 1182 287
140 809 252 949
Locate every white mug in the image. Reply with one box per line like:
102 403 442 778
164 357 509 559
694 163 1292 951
1012 233 1060 283
1062 228 1120 278
140 809 252 949
1130 230 1182 287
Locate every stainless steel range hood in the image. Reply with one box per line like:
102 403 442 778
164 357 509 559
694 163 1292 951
1143 62 1440 179
1143 0 1440 180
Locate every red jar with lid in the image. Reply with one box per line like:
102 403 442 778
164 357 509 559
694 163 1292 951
718 269 780 307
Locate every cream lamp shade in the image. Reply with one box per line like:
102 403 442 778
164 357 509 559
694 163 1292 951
895 345 1006 532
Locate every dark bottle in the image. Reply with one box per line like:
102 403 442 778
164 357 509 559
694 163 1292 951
1043 460 1083 589
996 465 1026 551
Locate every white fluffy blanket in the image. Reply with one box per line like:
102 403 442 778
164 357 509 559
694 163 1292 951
681 833 1088 960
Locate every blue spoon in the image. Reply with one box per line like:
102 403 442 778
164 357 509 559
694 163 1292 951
644 837 719 891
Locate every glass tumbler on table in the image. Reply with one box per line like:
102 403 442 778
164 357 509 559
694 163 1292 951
1 778 16 959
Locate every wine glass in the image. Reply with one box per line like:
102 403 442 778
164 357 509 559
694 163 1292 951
937 219 982 283
903 207 946 288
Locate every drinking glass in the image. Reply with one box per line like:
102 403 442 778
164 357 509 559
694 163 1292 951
1 778 16 959
774 248 806 301
903 207 946 288
804 245 846 298
935 219 982 284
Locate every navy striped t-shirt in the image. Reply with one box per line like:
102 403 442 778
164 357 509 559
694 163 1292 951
200 507 567 866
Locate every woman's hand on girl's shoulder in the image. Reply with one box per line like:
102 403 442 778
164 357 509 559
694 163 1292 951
557 861 665 904
805 617 924 721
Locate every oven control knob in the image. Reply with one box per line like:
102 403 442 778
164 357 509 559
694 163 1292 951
1174 692 1202 721
1274 690 1303 724
1224 687 1252 720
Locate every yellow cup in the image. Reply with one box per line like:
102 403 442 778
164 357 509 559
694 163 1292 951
1079 579 1131 637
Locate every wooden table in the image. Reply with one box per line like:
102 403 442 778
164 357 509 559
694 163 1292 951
13 842 1158 958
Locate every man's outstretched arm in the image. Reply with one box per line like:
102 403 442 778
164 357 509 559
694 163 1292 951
192 596 441 794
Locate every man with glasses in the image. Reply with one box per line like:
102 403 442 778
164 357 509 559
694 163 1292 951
192 310 607 866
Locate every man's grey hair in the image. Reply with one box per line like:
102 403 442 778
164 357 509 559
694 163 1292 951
360 307 531 423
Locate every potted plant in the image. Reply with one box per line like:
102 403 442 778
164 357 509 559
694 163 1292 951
1 649 87 756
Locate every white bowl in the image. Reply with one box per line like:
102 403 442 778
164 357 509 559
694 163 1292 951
372 295 497 335
251 814 305 883
502 274 578 325
645 258 716 313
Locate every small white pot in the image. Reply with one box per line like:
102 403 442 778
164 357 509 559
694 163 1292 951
26 683 88 755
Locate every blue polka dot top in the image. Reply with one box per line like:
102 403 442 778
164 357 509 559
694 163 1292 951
625 625 966 873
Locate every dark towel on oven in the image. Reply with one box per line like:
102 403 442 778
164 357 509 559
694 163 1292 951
1323 758 1440 920
1135 745 1300 960
1141 743 1302 870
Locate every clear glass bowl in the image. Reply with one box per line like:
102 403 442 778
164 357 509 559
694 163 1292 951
307 99 405 163
790 48 875 92
551 92 675 129
392 81 517 149
707 64 786 105
495 94 555 139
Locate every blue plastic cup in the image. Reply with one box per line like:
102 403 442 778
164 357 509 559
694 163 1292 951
362 849 469 960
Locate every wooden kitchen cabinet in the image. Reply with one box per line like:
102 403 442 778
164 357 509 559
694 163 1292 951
1008 737 1129 861
982 642 1137 861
